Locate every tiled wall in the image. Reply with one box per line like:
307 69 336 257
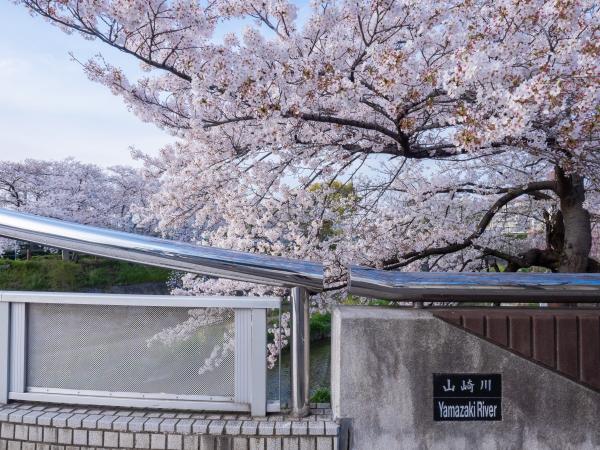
0 403 341 450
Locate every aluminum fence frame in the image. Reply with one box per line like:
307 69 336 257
0 292 280 416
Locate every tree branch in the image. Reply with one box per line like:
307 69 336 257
383 180 557 269
296 112 401 142
22 0 193 82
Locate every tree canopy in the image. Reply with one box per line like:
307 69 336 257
13 0 600 294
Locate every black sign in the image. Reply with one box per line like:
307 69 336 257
433 373 501 421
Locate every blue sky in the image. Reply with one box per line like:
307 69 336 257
0 2 311 167
0 1 177 166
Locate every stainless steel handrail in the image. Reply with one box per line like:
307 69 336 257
3 209 599 301
2 208 600 418
0 208 320 417
349 266 600 301
0 209 324 291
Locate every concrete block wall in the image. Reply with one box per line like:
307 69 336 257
332 306 600 450
0 403 342 450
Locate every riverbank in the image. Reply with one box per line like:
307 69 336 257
0 255 171 292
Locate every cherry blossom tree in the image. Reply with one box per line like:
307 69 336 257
0 158 155 256
9 0 600 373
13 0 599 284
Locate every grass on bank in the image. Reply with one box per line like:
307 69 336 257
0 255 170 291
310 387 331 403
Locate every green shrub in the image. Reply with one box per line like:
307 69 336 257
0 257 170 291
86 267 112 287
113 262 169 285
310 312 331 340
46 261 79 290
310 387 331 403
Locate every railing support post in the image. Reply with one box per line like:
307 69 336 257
291 287 310 417
250 308 267 417
0 301 9 404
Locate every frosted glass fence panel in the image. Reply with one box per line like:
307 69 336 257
0 292 280 416
27 304 235 398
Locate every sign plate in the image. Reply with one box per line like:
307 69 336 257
433 373 502 421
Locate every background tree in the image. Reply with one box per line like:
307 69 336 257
13 0 600 288
0 158 156 257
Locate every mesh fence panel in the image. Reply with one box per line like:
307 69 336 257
27 304 235 397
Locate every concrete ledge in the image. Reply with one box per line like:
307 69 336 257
0 403 341 450
332 306 600 450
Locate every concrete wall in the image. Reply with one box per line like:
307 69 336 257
331 307 600 450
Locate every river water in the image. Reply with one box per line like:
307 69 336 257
267 340 331 405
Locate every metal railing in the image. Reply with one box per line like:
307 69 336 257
1 209 600 417
0 209 323 290
0 291 279 416
348 266 600 302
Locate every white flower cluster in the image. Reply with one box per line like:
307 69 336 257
267 312 290 370
146 308 233 347
197 330 235 376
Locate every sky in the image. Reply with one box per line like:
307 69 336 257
0 2 312 168
0 1 253 168
0 1 176 167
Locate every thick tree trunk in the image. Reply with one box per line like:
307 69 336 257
555 166 592 273
550 167 593 308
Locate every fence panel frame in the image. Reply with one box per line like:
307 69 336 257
0 291 279 415
9 302 26 394
0 302 8 404
251 308 267 416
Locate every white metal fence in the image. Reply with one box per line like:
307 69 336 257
0 292 280 416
